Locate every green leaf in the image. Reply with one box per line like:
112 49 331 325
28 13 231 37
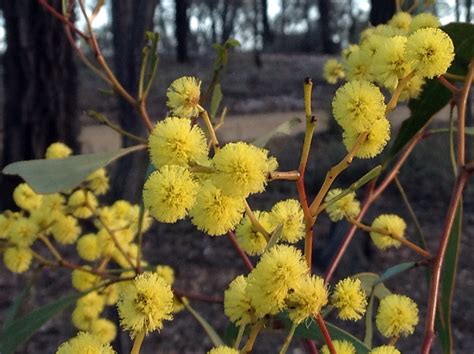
320 166 382 212
224 38 241 49
436 202 463 353
0 292 84 354
210 83 223 119
364 293 375 347
379 262 418 283
182 298 224 347
2 271 39 330
354 272 391 300
387 79 452 159
224 323 240 346
286 317 370 353
442 23 474 75
252 117 303 148
2 145 143 194
264 224 283 252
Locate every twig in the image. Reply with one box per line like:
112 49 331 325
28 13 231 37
227 231 254 271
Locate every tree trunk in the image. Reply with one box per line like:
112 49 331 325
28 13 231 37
467 0 472 23
175 0 189 63
0 0 79 208
369 0 395 25
317 0 339 54
260 0 273 45
455 0 460 22
111 0 158 203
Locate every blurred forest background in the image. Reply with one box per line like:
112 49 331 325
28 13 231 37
0 1 474 353
0 0 471 203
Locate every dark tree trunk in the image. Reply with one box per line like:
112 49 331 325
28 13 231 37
369 0 396 25
175 0 189 63
253 0 263 67
221 0 238 43
261 0 273 45
317 0 339 54
455 0 460 22
0 0 79 208
467 0 472 23
111 0 158 202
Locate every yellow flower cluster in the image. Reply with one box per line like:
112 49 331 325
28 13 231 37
145 78 278 236
370 214 407 250
324 189 360 222
331 277 367 321
207 347 239 354
117 272 174 337
376 294 419 338
324 12 454 159
225 245 328 326
321 340 356 354
235 199 305 255
56 331 115 354
369 346 401 354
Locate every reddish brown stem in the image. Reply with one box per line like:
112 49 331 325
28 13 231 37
421 171 469 353
315 314 336 354
437 76 459 95
227 231 254 271
324 131 423 283
456 60 474 169
38 0 88 40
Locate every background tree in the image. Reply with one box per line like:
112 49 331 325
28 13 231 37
0 0 79 208
369 0 396 25
175 0 189 62
111 0 159 201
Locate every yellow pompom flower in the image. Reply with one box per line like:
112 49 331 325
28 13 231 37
149 116 209 167
247 245 308 317
323 59 345 84
370 214 406 250
77 233 101 261
97 228 127 257
287 274 328 324
52 214 81 245
372 24 405 37
71 305 96 330
189 181 245 236
166 76 202 118
376 294 419 338
143 165 198 223
224 275 254 326
68 190 98 219
152 266 174 287
332 81 386 132
207 347 239 354
71 267 100 291
393 75 425 102
235 211 272 256
331 278 367 321
344 48 375 81
86 168 110 195
3 247 33 273
369 345 401 354
126 205 153 234
409 13 440 33
30 208 56 232
0 211 20 238
343 117 390 159
42 194 66 214
388 12 412 33
56 332 115 354
405 28 454 78
9 217 39 247
321 340 356 354
324 189 360 222
101 283 119 306
45 142 72 159
269 199 305 243
13 183 43 211
90 318 117 343
211 142 277 198
373 36 411 89
360 34 385 58
77 291 105 317
117 272 174 337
